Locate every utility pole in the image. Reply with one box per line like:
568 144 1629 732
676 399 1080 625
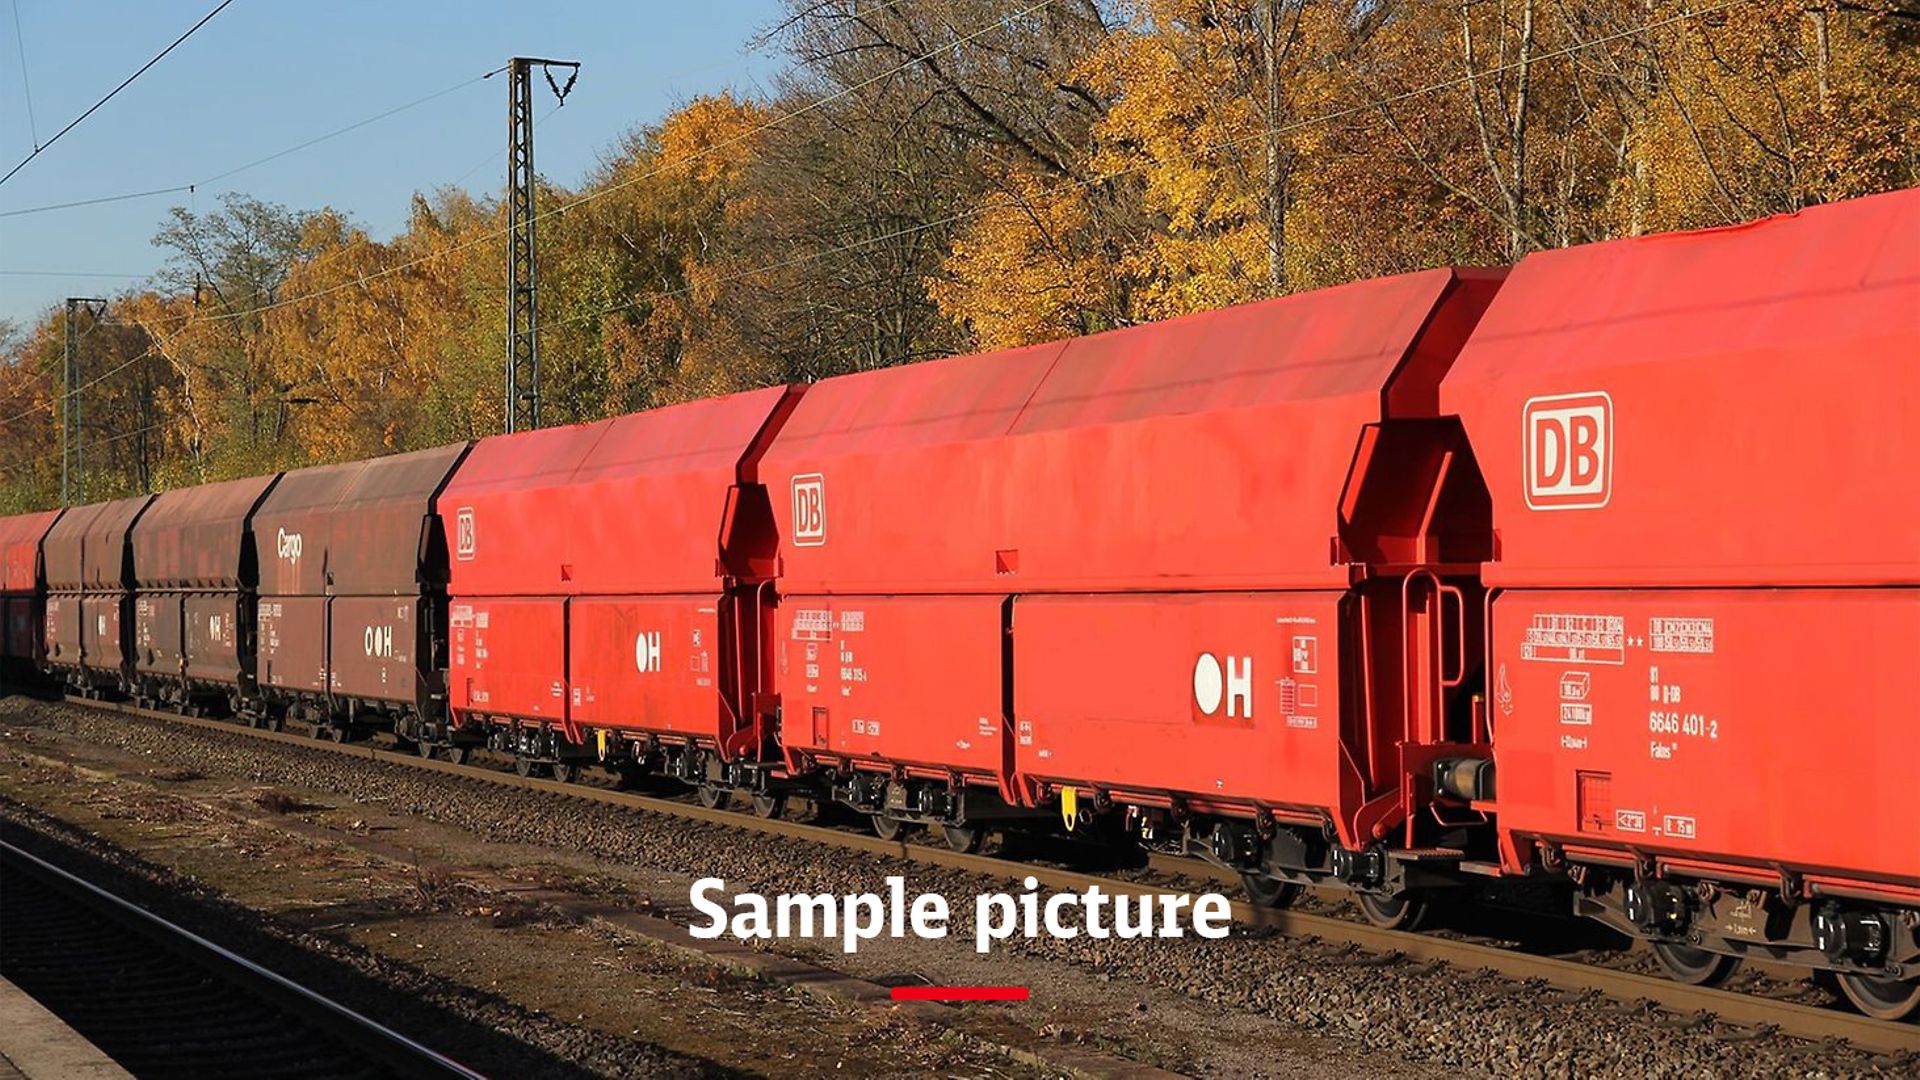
503 56 579 434
61 297 107 507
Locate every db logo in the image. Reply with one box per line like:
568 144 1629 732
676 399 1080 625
791 474 826 546
1524 391 1612 510
455 507 476 561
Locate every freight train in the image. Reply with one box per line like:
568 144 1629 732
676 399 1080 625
3 189 1915 1020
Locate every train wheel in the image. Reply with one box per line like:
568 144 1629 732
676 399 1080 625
328 725 350 744
513 756 537 779
1241 873 1302 909
941 824 985 854
871 814 908 841
1650 942 1741 987
751 793 786 819
695 785 729 810
444 746 471 767
1835 972 1920 1021
552 761 580 785
1356 891 1432 932
416 740 438 761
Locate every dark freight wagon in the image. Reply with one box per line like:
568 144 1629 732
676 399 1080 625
41 496 153 695
250 444 468 737
129 473 280 711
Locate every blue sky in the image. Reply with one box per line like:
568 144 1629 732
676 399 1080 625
0 0 787 328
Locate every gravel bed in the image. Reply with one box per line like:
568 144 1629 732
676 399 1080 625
4 697 1910 1079
0 797 721 1079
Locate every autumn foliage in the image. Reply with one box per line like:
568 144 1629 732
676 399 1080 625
3 0 1914 510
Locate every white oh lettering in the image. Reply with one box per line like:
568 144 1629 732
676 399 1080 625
635 631 662 673
364 625 395 659
1193 653 1254 719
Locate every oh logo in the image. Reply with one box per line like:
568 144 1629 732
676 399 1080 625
1193 653 1253 721
634 631 661 673
1524 391 1612 510
365 624 395 659
791 474 826 546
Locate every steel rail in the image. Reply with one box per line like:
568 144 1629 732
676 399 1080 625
53 695 1920 1057
0 834 486 1079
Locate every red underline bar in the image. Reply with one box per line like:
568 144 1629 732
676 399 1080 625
890 986 1030 1002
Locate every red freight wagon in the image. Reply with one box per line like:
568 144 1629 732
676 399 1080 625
129 473 279 711
251 444 468 737
439 387 799 786
41 496 152 695
760 268 1505 895
1442 189 1920 1014
0 510 61 678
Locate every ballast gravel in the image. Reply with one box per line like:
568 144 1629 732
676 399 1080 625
3 697 1909 1080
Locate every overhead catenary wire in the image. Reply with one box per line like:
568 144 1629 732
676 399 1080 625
0 0 238 188
8 0 39 149
0 269 150 278
2 0 1757 479
0 65 508 219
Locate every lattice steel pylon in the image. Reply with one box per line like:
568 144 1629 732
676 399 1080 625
504 57 578 434
61 297 106 507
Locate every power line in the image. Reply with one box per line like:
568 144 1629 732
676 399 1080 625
8 0 38 149
0 186 194 218
0 0 238 188
0 65 506 219
200 65 508 186
0 269 149 278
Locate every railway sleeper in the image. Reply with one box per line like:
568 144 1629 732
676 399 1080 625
1575 870 1920 1018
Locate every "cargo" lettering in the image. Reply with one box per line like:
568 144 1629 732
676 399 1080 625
277 528 304 561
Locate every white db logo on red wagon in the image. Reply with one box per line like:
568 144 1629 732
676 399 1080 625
791 474 826 546
1524 392 1612 510
454 507 476 561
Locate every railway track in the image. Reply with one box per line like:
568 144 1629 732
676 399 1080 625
0 833 483 1079
47 695 1920 1060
